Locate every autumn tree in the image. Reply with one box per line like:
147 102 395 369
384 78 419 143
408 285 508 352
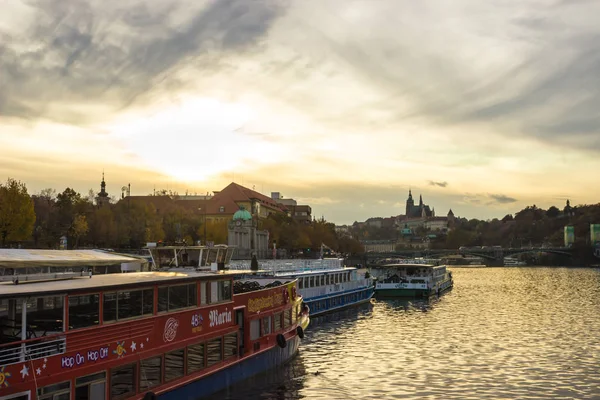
0 178 36 246
71 214 89 249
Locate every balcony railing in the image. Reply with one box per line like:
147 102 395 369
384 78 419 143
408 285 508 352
0 336 66 366
299 279 372 300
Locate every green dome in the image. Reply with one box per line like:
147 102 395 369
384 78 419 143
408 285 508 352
233 206 252 221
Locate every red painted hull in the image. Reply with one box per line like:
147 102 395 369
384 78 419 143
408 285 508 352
0 281 307 400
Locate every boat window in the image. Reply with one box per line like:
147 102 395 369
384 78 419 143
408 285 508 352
76 371 106 400
165 348 185 382
206 337 223 367
69 294 99 330
139 356 162 391
110 363 136 399
273 312 282 331
224 332 238 358
283 309 292 329
209 280 232 303
262 316 272 336
292 305 298 324
321 275 325 286
187 342 205 373
16 296 64 339
200 281 208 305
298 278 303 289
250 319 260 340
38 380 70 400
103 288 153 322
309 276 314 288
158 283 197 312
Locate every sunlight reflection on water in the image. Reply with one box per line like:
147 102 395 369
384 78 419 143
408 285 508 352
208 267 600 399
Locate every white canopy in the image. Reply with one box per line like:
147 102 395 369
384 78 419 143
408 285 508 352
0 249 142 268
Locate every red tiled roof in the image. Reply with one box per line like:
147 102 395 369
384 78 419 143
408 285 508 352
203 182 286 215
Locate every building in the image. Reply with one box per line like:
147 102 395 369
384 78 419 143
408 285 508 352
95 173 110 207
405 190 434 218
227 206 269 259
270 192 312 224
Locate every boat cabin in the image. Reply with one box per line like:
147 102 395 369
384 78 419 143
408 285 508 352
370 263 449 285
0 249 306 400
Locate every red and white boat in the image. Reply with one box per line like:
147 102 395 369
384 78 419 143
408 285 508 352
0 247 309 400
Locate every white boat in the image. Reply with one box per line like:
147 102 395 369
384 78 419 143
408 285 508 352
369 263 453 298
503 257 526 266
228 259 374 317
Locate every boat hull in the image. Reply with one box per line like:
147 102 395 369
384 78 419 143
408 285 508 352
158 335 301 400
374 280 453 299
303 286 374 317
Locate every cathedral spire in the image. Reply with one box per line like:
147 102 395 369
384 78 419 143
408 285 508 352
419 194 423 206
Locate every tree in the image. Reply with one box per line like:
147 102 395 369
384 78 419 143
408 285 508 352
0 178 36 246
71 214 89 249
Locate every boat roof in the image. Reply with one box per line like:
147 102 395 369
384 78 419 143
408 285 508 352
274 267 356 277
0 270 229 298
372 263 440 268
0 249 143 268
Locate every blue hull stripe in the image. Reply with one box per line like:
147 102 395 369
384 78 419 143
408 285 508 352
303 286 374 317
158 336 300 400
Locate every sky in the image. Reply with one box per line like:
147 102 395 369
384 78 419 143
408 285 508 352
1 0 599 224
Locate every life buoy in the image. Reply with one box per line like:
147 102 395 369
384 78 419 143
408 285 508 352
282 288 289 303
276 333 287 348
143 392 157 400
296 326 305 339
302 303 310 314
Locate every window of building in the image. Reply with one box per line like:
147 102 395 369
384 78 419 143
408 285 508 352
69 294 99 330
165 349 185 382
139 356 162 391
223 332 238 359
262 316 272 336
110 364 136 399
187 343 205 374
158 283 197 312
219 206 225 213
209 280 232 303
250 319 260 340
103 288 153 322
38 381 70 400
206 337 223 367
76 372 106 400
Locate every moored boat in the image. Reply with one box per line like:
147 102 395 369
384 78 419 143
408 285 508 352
0 247 308 400
369 263 453 298
229 259 374 317
503 257 527 266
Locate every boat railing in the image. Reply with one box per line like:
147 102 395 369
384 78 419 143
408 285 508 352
228 259 344 273
0 335 66 366
300 278 372 299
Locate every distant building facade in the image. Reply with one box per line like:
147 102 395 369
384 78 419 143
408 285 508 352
271 192 312 224
227 206 269 259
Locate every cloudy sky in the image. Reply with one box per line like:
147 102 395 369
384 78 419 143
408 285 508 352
1 0 599 224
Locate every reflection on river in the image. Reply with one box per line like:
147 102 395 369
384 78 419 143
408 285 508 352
207 267 600 399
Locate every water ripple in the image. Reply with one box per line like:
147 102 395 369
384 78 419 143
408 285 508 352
209 268 600 399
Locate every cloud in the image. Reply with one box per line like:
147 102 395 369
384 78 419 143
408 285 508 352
462 193 518 206
0 0 286 123
428 181 448 188
488 194 518 204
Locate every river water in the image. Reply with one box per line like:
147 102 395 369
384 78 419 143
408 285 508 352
209 267 600 399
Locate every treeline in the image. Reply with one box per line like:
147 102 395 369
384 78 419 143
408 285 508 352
0 178 364 255
351 203 600 249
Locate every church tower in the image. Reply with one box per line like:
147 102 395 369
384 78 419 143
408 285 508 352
406 189 414 216
95 172 110 207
